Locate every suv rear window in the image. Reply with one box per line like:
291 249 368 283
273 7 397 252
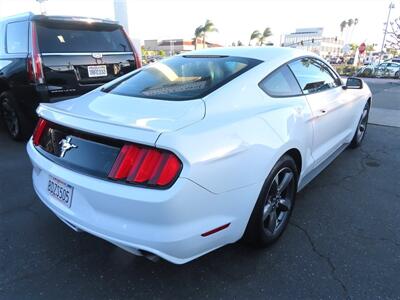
35 21 132 53
105 55 262 100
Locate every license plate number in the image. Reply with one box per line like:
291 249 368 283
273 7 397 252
87 65 107 77
47 176 74 207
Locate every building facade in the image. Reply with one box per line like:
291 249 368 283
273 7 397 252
144 39 221 56
283 28 344 58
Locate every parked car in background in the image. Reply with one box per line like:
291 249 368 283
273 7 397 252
391 57 400 63
356 62 400 78
27 47 371 264
329 57 344 64
346 57 354 65
0 13 141 140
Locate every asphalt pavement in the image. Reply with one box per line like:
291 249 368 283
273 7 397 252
0 79 399 300
364 78 400 127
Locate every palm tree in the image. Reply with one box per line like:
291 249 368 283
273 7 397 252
349 18 359 42
249 30 261 45
194 25 204 50
202 19 218 48
347 18 354 27
340 20 347 34
258 27 272 46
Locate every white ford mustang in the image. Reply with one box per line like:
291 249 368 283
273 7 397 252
27 47 372 264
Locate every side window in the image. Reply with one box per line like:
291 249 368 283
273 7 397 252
378 63 387 69
6 21 29 54
288 58 340 94
259 65 302 97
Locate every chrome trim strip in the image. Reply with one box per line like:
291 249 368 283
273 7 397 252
41 52 133 56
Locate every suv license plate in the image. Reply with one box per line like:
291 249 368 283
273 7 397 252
47 176 74 208
87 65 107 77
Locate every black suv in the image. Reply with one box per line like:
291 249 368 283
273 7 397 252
0 13 141 140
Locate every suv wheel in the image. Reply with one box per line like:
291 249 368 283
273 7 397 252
362 69 372 77
0 91 32 140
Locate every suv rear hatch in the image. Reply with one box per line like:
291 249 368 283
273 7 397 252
33 17 138 100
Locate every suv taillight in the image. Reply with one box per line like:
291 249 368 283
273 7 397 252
32 118 48 146
108 144 182 188
122 27 142 69
28 22 44 84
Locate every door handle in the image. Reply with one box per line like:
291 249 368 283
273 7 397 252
316 109 327 118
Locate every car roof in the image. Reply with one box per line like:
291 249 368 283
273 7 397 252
0 12 117 25
180 46 317 62
0 12 33 23
31 14 118 25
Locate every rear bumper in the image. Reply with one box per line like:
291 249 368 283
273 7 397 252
27 140 260 264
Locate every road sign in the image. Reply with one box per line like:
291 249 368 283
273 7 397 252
359 43 366 54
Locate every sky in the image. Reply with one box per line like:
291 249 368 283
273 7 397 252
0 0 398 47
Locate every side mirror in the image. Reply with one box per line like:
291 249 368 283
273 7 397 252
343 77 363 89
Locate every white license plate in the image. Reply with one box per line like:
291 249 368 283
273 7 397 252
87 65 107 77
47 176 74 208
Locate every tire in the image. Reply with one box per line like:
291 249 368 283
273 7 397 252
349 101 370 149
0 91 33 141
362 69 372 77
395 71 400 79
244 154 298 247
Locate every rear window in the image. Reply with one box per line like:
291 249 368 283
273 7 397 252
35 21 132 53
105 55 262 100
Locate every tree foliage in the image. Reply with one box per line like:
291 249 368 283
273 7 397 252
387 17 400 50
249 28 272 46
193 20 218 49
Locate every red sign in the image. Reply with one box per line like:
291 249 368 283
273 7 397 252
359 43 366 54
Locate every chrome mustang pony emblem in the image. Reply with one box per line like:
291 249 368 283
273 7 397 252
59 136 77 158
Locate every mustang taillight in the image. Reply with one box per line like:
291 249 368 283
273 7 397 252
32 118 48 146
108 144 182 188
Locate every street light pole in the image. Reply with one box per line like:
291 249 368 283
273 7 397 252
36 0 47 15
170 40 176 56
378 2 395 64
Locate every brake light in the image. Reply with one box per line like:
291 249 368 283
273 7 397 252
133 49 142 68
33 118 48 146
29 22 44 84
109 144 182 188
27 56 34 82
122 27 142 68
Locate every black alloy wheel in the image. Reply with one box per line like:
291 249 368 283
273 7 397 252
1 96 20 139
244 155 298 247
